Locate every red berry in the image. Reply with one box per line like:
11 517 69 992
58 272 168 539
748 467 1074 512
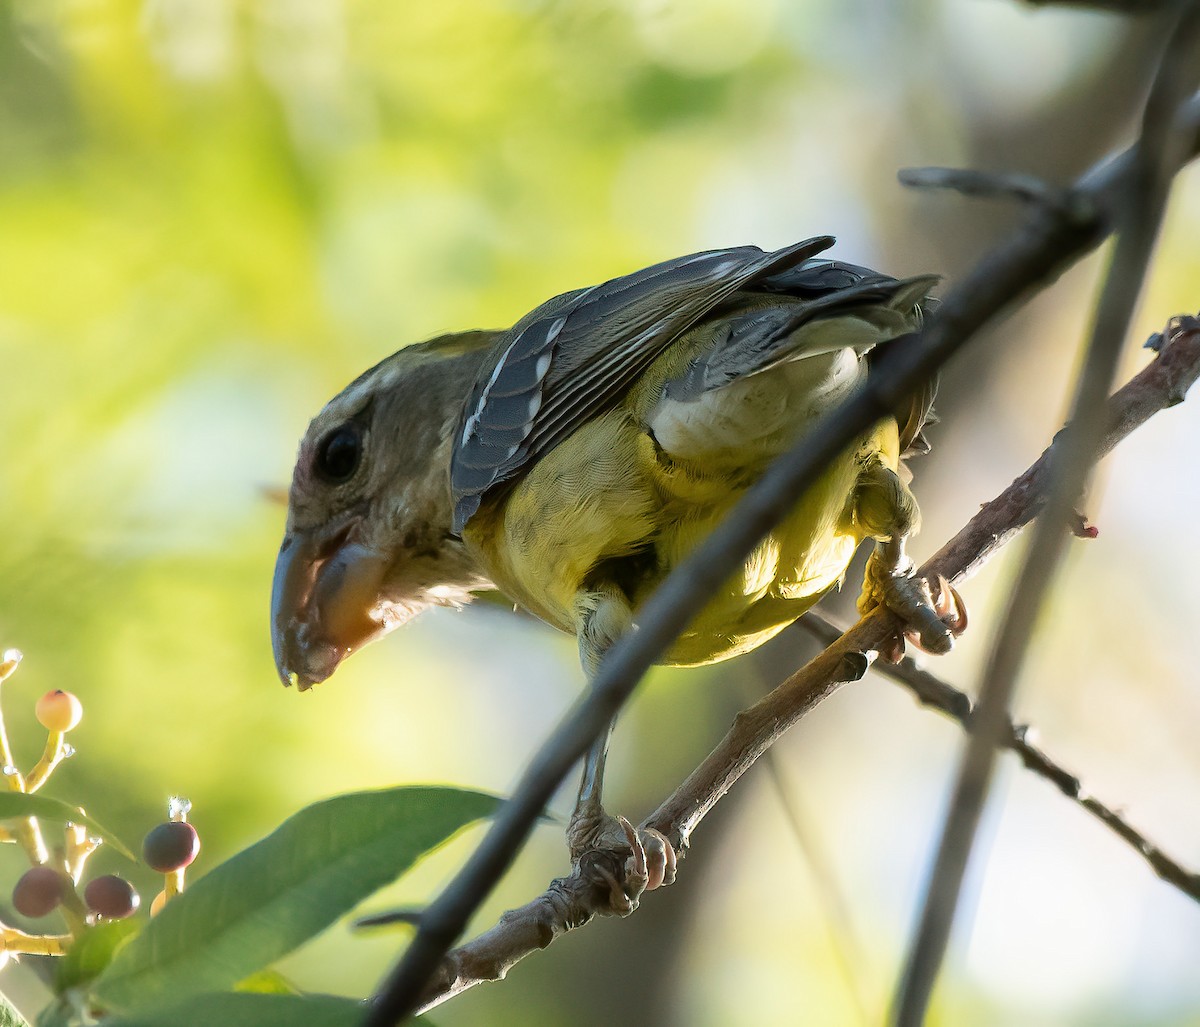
35 689 83 733
143 821 200 873
12 865 64 918
84 875 139 919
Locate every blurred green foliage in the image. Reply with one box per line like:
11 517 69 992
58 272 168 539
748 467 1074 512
1 1 1200 1025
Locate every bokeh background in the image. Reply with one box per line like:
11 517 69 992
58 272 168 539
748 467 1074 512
2 1 1199 1024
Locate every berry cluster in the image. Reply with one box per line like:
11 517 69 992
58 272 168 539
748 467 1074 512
11 816 201 922
0 649 200 958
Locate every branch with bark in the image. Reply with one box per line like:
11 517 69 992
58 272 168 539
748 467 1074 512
382 313 1200 1016
364 26 1200 1024
798 604 1200 906
893 8 1200 1020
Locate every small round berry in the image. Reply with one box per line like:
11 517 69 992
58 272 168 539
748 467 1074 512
35 690 83 733
142 821 200 873
150 890 168 917
83 875 139 919
12 866 64 918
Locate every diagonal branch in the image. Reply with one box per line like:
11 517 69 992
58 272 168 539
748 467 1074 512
386 313 1200 1016
796 610 1200 904
893 8 1200 1022
365 87 1200 1024
365 74 1200 1017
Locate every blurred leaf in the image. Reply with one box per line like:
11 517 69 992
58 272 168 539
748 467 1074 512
0 794 136 861
91 786 497 1012
624 66 735 128
54 919 141 995
0 991 29 1027
102 992 367 1027
234 969 299 995
33 1002 67 1027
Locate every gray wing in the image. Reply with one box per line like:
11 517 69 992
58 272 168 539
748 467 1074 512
771 259 939 457
666 259 939 458
450 237 837 532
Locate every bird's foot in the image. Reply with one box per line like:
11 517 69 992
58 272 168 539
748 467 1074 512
859 546 967 663
567 805 677 916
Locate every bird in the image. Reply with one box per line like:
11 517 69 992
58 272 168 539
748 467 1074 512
271 235 964 903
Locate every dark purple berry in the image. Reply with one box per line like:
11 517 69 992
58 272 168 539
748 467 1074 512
84 875 139 919
142 821 200 873
12 865 64 918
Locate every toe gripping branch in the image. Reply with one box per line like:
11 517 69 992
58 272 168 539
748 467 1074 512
568 803 678 917
860 537 968 663
576 817 677 916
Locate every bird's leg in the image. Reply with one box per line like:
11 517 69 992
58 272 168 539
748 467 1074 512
855 462 967 660
574 714 613 821
566 585 677 913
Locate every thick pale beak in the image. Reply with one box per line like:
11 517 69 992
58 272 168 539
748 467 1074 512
270 525 393 690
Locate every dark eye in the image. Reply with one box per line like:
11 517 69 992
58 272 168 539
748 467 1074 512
314 425 362 484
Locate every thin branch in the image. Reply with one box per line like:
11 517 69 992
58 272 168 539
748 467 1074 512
898 167 1076 212
390 314 1200 1016
893 9 1200 1022
797 610 1200 903
366 79 1200 1018
1023 0 1174 10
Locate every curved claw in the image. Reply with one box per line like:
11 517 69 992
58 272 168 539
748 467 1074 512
612 816 679 894
570 813 679 916
589 858 638 916
896 576 969 660
934 577 969 636
616 815 648 899
860 543 969 662
641 827 677 890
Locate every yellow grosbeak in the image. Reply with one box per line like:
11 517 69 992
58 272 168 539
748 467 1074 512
271 236 962 891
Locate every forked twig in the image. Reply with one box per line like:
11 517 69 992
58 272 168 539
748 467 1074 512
797 610 1200 904
391 315 1200 1016
366 80 1200 1021
893 8 1200 1021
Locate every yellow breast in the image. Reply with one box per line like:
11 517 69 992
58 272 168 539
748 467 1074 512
465 409 894 667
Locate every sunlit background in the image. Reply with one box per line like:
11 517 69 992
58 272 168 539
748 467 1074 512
1 0 1199 1024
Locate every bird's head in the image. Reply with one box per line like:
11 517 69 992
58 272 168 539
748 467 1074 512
271 331 500 690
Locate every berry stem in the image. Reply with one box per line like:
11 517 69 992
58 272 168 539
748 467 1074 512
55 867 89 938
25 732 66 794
0 652 49 862
1 927 70 957
64 822 98 883
0 653 18 775
13 818 48 867
47 845 89 937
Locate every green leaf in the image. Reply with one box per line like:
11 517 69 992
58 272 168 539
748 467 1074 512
92 786 496 1012
0 990 30 1027
0 793 136 861
234 969 299 995
54 920 142 994
102 992 366 1027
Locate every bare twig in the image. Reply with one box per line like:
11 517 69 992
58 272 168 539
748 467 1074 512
797 610 1200 904
1023 0 1173 10
893 9 1200 1023
390 314 1200 1016
914 313 1200 583
898 167 1076 212
366 74 1200 1015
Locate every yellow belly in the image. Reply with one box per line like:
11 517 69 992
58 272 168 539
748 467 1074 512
464 409 891 667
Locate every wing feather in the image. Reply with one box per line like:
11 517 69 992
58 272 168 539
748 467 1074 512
450 237 837 530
